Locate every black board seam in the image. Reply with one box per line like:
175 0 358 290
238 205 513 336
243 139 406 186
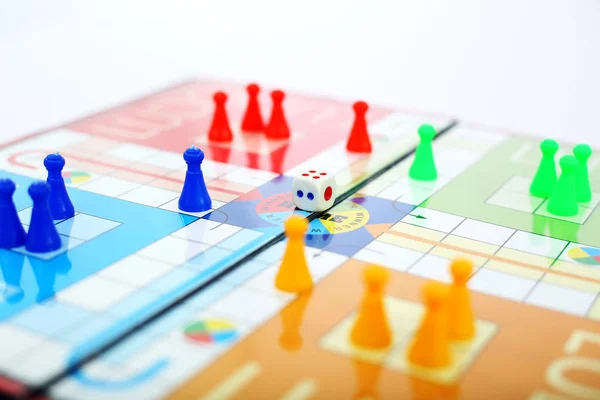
23 119 459 399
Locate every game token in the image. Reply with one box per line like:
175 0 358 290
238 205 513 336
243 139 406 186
573 144 592 202
448 258 475 341
0 178 26 249
178 146 212 212
409 124 437 181
25 182 62 253
241 83 265 133
265 90 290 139
208 91 233 142
529 139 558 198
407 281 452 368
44 153 75 220
275 215 312 293
350 265 391 349
346 101 372 153
546 155 579 216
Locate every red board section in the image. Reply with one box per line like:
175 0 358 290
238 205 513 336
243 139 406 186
67 81 392 174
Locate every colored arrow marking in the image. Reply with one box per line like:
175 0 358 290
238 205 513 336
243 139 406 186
365 223 395 238
408 214 427 219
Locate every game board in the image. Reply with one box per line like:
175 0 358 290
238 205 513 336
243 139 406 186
0 79 454 399
40 123 600 400
1 81 599 400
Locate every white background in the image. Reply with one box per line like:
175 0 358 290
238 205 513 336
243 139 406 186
1 0 599 144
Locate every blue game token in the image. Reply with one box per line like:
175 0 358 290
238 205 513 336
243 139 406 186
25 182 62 253
44 153 75 220
0 178 26 249
178 146 212 212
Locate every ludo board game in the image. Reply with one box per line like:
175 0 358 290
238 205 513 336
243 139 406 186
0 79 598 400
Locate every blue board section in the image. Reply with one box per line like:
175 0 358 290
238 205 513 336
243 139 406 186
0 171 280 389
71 282 234 390
67 232 270 386
0 171 198 321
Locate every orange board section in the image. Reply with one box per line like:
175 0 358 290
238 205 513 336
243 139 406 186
168 260 600 400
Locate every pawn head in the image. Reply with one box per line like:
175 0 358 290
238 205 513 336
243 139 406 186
559 155 578 172
540 139 559 155
247 83 260 96
450 258 473 284
183 146 205 164
271 90 285 102
353 101 368 114
422 281 449 310
418 124 436 141
44 153 66 172
0 178 16 198
573 144 592 162
28 181 50 201
284 215 308 239
213 91 227 104
363 264 389 291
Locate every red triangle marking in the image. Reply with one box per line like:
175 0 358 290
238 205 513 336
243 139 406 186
236 189 264 202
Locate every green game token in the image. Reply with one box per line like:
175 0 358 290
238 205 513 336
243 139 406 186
409 124 437 181
530 139 558 198
546 155 579 217
573 144 592 203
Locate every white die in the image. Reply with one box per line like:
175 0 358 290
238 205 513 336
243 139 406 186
292 169 337 212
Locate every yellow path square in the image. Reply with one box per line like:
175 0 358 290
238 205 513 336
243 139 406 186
495 248 554 268
382 222 446 252
485 259 544 280
378 233 435 253
390 222 446 241
542 272 600 293
430 235 498 267
551 260 600 281
320 297 498 385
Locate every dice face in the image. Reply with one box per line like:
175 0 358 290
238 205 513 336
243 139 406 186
292 170 337 212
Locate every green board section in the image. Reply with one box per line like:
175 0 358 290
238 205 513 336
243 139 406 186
423 136 600 247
